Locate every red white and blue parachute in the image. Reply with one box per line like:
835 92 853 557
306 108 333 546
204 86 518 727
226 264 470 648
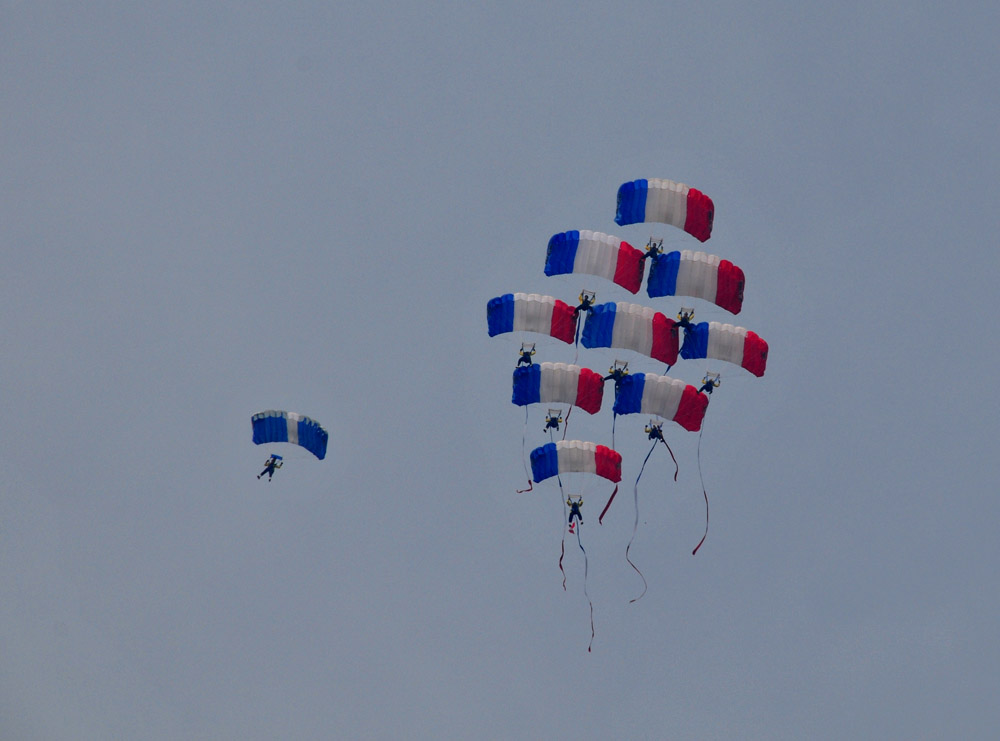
646 249 744 314
487 293 576 344
529 440 622 484
615 178 714 242
545 231 644 294
251 410 328 460
580 301 679 365
612 374 708 431
512 362 604 414
679 321 769 377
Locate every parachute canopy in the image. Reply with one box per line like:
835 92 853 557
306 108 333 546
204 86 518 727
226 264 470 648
545 230 644 294
580 301 679 365
680 322 768 377
647 249 744 314
612 373 708 431
530 440 622 484
487 293 576 344
251 410 328 460
615 178 714 242
512 362 604 415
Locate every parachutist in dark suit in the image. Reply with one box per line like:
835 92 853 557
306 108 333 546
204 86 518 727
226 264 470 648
258 455 283 481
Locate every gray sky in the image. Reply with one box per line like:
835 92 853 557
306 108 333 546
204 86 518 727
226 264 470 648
3 2 999 738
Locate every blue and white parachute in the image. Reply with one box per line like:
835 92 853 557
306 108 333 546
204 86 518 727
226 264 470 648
251 410 328 460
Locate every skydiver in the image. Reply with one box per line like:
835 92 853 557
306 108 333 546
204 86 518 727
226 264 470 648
675 307 695 331
675 308 698 358
544 410 563 433
567 495 583 528
641 237 664 262
699 373 721 395
645 422 665 443
574 289 596 317
257 454 283 481
603 360 629 395
517 342 536 367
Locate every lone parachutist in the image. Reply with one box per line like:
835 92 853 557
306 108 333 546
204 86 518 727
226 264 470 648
257 454 283 481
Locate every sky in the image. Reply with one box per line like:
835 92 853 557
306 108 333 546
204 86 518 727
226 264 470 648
3 1 999 739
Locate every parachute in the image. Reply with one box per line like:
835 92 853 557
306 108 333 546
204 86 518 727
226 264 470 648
646 249 745 314
512 362 604 415
527 440 622 652
487 293 576 344
612 373 708 432
251 410 328 460
545 231 644 294
679 322 769 377
615 178 714 242
580 301 679 365
529 439 623 484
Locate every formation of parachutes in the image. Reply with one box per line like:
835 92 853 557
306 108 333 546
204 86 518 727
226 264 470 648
487 177 768 648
